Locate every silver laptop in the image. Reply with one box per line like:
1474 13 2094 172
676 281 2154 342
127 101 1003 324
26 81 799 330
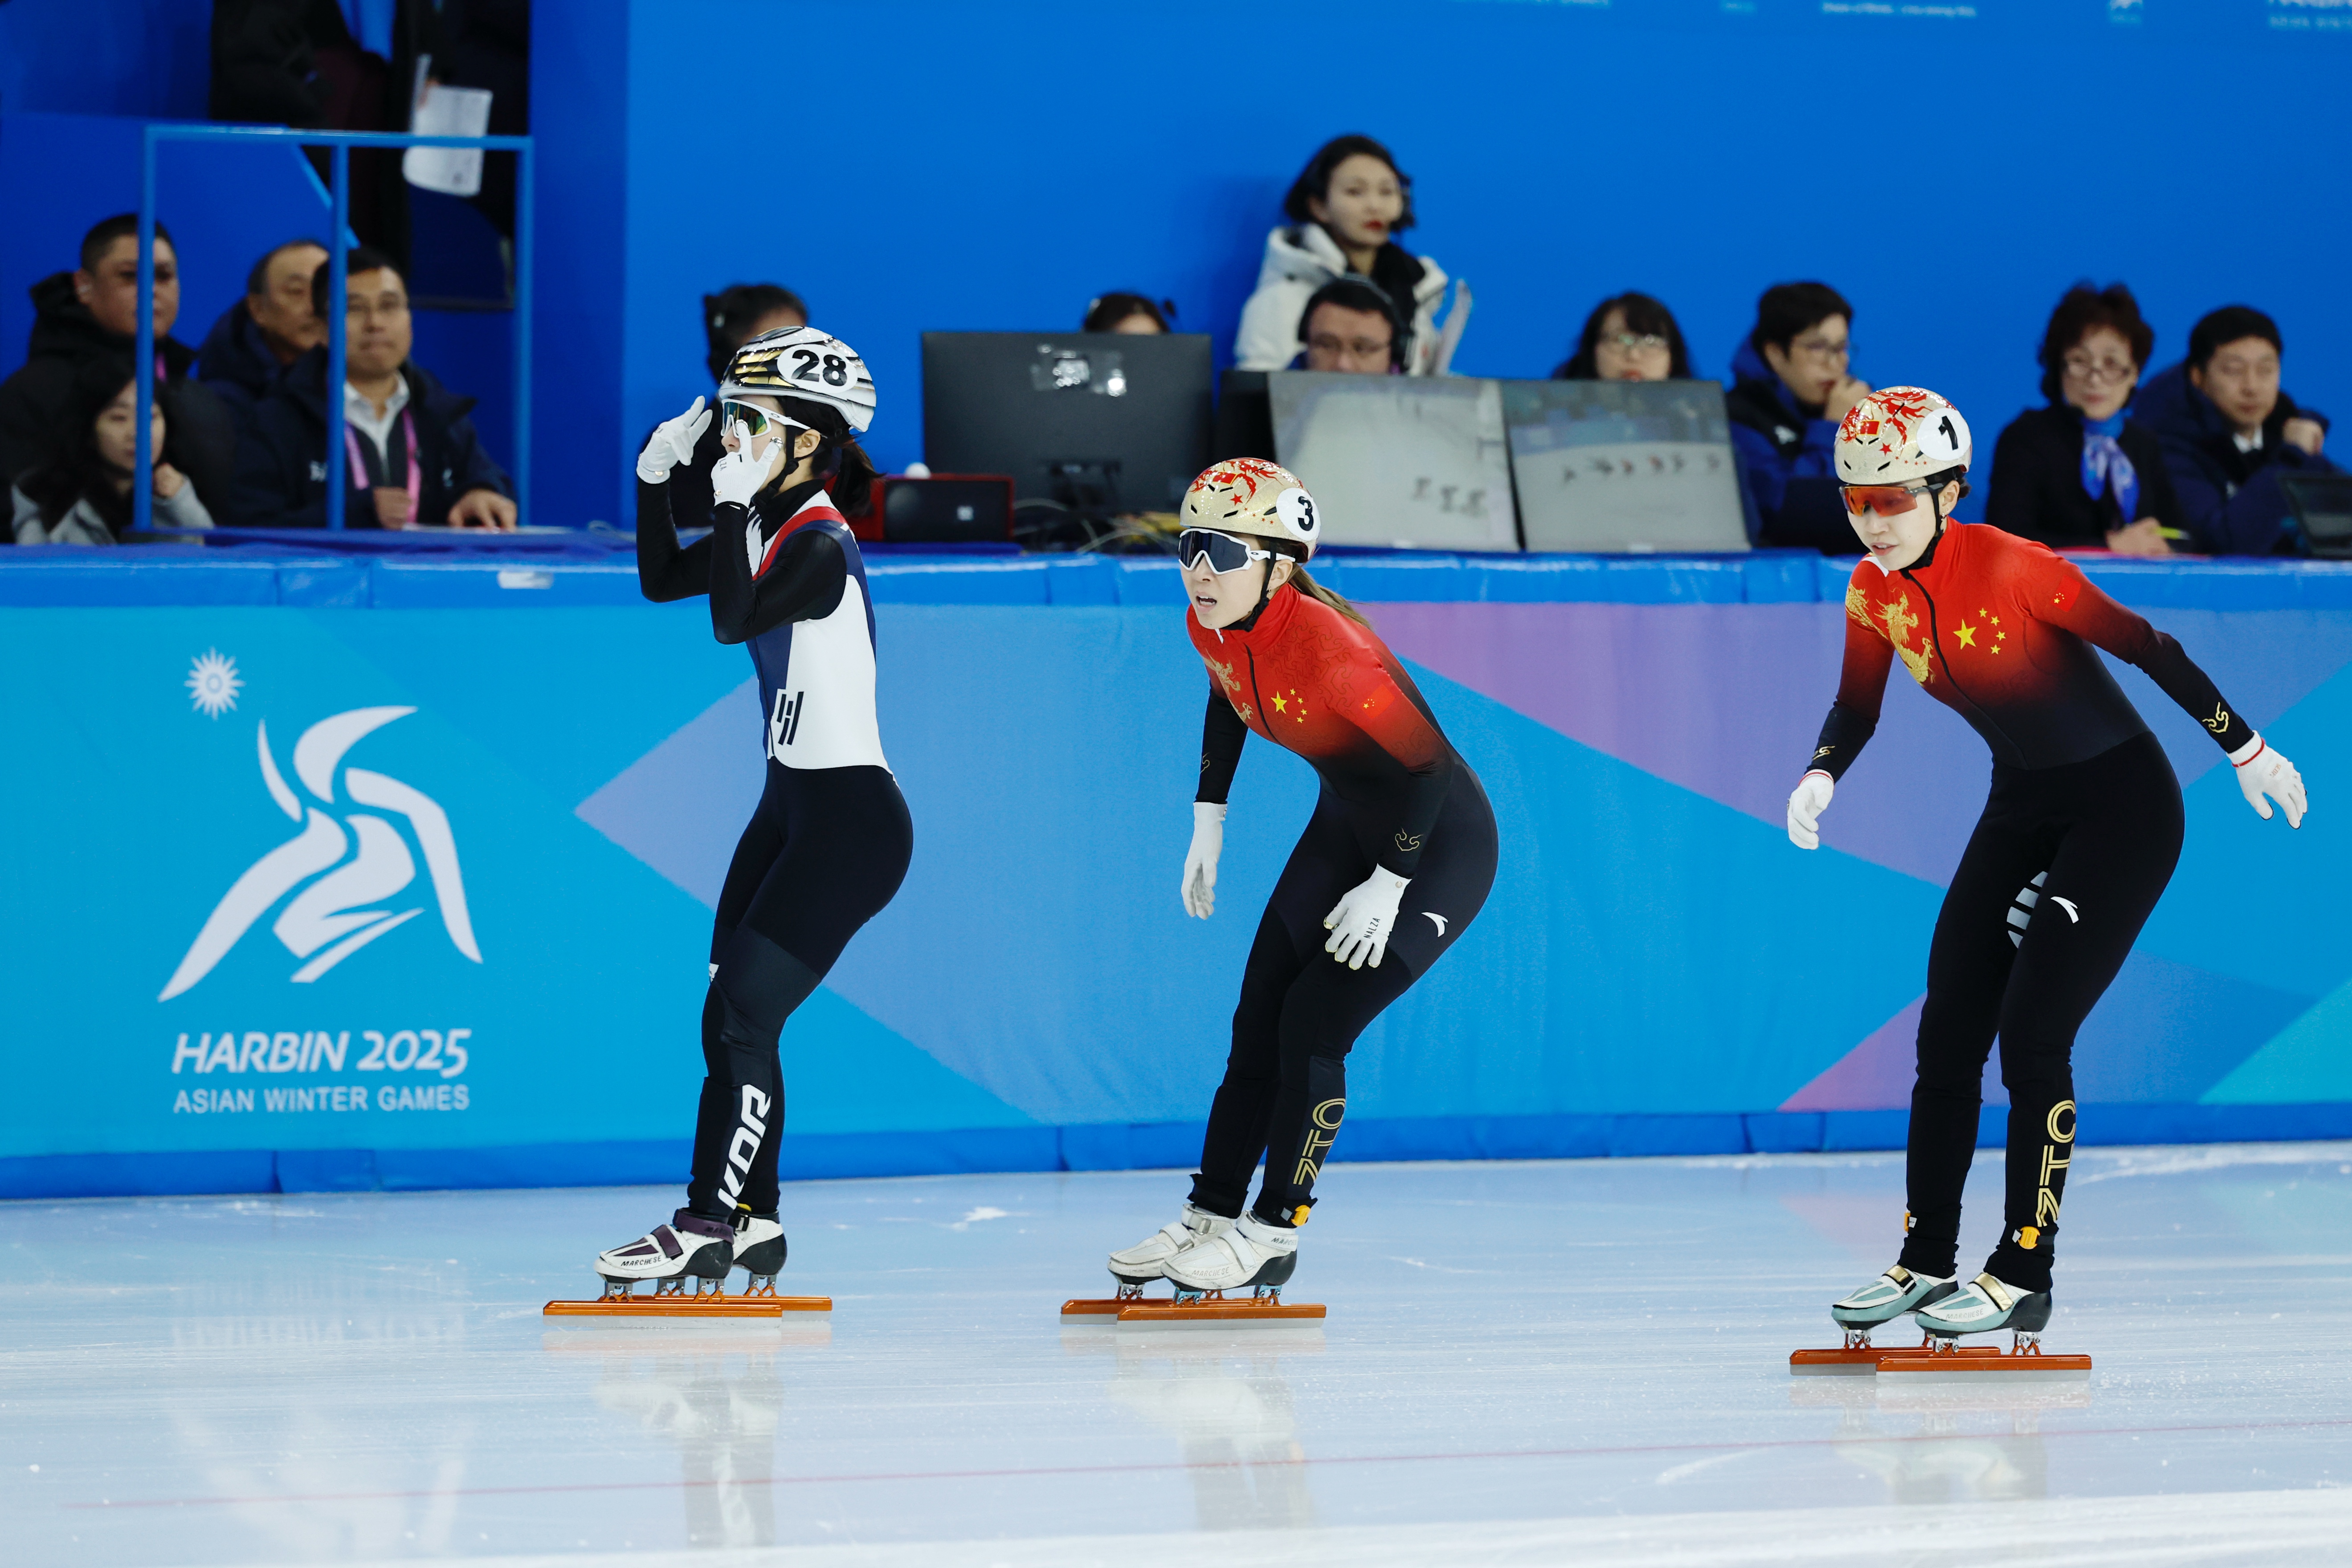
1267 372 1519 551
1503 379 1749 553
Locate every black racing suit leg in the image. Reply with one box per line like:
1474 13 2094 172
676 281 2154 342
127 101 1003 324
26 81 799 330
1983 732 2182 1291
1897 776 2050 1281
687 763 914 1220
1193 769 1498 1227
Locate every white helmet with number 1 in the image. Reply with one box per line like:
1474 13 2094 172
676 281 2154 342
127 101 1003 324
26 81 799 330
719 325 876 433
1835 386 1970 486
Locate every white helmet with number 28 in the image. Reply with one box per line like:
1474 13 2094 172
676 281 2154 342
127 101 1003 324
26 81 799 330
719 325 876 433
1835 386 1970 486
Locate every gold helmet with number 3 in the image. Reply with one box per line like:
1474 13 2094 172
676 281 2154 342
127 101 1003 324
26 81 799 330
1181 458 1323 559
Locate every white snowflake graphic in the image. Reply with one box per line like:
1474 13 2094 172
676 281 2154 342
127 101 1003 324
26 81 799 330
187 649 243 718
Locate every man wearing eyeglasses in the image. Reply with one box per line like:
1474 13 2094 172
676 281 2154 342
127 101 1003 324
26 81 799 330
1294 278 1405 375
1724 282 1872 552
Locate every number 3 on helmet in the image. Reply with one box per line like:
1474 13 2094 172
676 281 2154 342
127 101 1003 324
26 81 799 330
1834 386 1971 486
1183 458 1323 560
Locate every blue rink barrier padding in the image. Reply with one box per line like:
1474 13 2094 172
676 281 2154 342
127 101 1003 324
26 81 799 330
4 544 2350 1200
12 1102 2352 1200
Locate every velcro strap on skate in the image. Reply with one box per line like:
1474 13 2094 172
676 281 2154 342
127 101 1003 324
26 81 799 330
1976 1273 2011 1310
653 1225 683 1260
1886 1266 1912 1285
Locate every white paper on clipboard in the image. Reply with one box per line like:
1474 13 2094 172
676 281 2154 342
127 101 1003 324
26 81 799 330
1430 278 1472 376
404 84 495 197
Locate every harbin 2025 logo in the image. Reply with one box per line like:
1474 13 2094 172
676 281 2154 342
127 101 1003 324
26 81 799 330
163 651 484 1000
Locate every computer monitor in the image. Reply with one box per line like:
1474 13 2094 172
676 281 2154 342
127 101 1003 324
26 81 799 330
920 332 1213 516
2282 471 2352 559
1266 371 1520 552
1503 379 1750 553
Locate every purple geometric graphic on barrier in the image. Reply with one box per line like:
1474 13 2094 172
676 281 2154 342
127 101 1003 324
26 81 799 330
1781 994 1923 1112
575 678 762 909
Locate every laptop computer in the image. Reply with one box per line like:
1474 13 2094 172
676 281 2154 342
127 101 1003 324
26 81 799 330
1266 371 1519 551
2282 470 2352 559
1503 379 1750 553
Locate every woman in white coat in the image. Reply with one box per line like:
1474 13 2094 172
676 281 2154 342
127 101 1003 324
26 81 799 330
1233 135 1454 376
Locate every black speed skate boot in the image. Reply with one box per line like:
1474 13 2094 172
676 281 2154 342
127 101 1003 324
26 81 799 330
593 1209 734 1300
1829 1265 1959 1350
732 1212 787 1296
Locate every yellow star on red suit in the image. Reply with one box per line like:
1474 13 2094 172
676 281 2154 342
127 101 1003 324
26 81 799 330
1954 622 1977 648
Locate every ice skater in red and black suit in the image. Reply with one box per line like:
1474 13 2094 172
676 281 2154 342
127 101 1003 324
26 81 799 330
1101 459 1498 1304
1789 387 2308 1344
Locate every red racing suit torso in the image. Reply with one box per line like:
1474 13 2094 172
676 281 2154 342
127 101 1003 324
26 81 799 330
1814 521 2251 778
1189 584 1458 876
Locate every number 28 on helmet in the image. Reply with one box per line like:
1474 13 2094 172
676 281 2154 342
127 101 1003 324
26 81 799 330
719 325 877 434
1835 386 1970 517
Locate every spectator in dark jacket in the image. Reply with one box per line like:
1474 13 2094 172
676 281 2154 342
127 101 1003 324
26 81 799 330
196 238 329 428
2134 306 2337 556
1724 282 1871 552
0 215 239 525
1985 284 2185 556
231 246 514 529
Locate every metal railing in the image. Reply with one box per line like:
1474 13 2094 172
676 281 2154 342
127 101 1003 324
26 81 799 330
135 124 536 531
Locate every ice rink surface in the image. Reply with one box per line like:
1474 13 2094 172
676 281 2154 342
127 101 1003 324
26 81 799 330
8 1145 2352 1568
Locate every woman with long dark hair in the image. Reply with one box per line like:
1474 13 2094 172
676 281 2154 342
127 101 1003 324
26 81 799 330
1234 135 1454 376
9 356 212 543
1553 291 1693 382
600 325 912 1300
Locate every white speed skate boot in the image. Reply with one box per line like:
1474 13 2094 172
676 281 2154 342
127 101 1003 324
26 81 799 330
1163 1212 1298 1301
731 1213 787 1296
1107 1203 1235 1298
593 1209 734 1300
1829 1265 1958 1350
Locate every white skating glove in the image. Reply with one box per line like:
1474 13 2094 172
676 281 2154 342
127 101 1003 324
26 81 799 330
708 439 772 511
1787 770 1835 850
1181 802 1224 919
2231 733 2307 829
636 396 710 484
1324 867 1410 970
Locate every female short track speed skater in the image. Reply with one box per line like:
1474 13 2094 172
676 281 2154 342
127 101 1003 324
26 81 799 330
1788 387 2307 1342
594 326 913 1298
1108 459 1499 1300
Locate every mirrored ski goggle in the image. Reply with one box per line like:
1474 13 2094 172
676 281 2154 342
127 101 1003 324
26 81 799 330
1177 528 1277 575
719 400 808 441
1840 483 1931 519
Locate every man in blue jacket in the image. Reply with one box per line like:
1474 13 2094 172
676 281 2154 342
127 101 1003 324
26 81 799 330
195 238 328 430
230 247 515 530
1723 282 1871 551
2134 306 2335 556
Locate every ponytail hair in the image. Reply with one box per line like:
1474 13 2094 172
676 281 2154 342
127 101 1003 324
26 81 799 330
773 394 876 514
827 437 877 515
1284 559 1369 627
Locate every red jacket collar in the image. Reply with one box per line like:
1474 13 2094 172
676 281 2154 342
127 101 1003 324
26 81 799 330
1191 580 1301 650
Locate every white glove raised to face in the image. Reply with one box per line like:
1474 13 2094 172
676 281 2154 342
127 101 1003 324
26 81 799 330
1324 867 1410 970
1181 802 1224 919
709 434 777 511
1787 770 1834 850
636 396 711 484
2231 733 2307 828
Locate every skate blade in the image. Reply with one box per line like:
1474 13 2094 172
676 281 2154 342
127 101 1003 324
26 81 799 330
1115 1298 1326 1328
1877 1345 2091 1381
545 1292 832 1319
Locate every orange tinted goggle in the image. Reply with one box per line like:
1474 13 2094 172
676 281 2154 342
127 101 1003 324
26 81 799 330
1841 484 1926 518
